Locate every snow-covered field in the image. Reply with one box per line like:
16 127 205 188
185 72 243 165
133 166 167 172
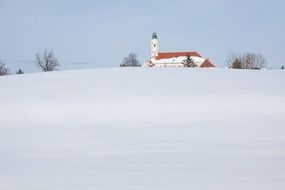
0 68 285 190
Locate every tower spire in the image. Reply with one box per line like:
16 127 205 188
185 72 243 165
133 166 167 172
151 32 158 57
152 32 158 39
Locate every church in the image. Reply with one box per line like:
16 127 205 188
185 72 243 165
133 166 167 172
144 33 215 68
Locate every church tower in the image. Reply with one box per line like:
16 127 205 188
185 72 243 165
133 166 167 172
151 32 158 57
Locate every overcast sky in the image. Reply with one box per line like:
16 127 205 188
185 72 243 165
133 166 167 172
0 0 284 72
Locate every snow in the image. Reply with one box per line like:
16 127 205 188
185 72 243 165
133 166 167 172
0 68 285 190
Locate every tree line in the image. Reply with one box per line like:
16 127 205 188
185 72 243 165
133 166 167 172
0 50 59 76
1 51 284 76
119 52 284 69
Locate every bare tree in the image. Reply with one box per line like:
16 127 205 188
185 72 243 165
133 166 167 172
36 50 59 72
0 61 9 76
120 53 141 67
243 53 266 70
227 52 266 70
182 54 196 67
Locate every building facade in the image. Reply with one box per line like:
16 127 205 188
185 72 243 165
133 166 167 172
144 33 215 68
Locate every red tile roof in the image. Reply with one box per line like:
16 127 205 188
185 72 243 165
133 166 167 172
155 52 202 60
200 59 215 68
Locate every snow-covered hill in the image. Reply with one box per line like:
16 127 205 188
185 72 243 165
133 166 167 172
0 68 285 190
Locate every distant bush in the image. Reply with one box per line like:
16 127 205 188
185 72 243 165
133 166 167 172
120 53 141 67
231 58 242 69
0 61 9 76
227 52 267 70
16 69 24 74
